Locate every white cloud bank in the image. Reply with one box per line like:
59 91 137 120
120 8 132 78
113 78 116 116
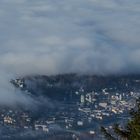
0 0 140 105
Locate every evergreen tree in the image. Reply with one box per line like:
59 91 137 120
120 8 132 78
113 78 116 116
101 98 140 140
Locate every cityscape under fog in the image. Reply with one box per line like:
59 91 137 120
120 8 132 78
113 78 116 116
0 0 140 140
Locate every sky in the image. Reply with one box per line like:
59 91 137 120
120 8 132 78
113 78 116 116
0 0 140 105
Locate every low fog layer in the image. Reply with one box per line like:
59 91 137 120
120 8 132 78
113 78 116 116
0 0 140 105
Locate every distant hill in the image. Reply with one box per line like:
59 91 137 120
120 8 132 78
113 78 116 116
11 74 140 101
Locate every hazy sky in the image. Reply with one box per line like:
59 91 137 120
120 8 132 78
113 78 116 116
0 0 140 104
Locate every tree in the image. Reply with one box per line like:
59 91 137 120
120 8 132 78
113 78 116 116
101 98 140 140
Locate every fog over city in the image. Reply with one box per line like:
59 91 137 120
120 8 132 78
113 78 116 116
0 0 140 105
